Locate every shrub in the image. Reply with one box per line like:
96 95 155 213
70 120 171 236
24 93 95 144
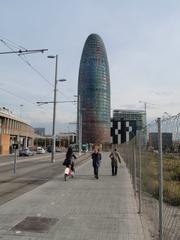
163 181 180 206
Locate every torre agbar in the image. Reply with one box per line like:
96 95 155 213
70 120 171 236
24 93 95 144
78 34 111 144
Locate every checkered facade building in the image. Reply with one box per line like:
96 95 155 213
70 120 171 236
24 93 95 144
111 119 136 144
110 110 146 144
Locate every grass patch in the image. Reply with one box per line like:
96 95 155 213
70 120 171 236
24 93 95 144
141 151 180 206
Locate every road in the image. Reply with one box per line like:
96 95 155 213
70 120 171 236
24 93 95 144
0 152 90 206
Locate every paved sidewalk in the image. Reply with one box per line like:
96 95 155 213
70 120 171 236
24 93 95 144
0 152 148 240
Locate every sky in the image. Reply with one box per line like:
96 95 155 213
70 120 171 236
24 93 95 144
1 0 180 134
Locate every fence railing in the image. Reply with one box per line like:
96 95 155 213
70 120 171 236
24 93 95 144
117 115 180 240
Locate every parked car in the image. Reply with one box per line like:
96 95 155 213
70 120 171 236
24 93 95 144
28 146 36 155
36 147 45 154
19 148 34 157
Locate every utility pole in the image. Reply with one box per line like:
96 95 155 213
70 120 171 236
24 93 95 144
47 55 67 163
36 54 68 163
139 100 157 143
139 100 147 126
78 95 82 154
139 100 157 125
74 95 82 155
36 98 76 159
51 54 58 163
19 104 24 118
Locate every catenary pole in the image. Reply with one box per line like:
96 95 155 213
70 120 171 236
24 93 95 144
51 55 58 163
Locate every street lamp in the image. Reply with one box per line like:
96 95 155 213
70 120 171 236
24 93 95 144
139 100 147 121
19 104 24 118
47 54 67 163
139 100 148 143
74 95 82 155
139 100 157 125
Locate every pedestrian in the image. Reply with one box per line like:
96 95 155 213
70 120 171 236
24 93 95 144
98 148 102 162
109 148 121 176
64 146 77 172
92 148 101 179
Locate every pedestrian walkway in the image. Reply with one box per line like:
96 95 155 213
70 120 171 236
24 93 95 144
0 152 149 240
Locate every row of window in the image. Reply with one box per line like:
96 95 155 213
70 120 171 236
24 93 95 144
81 80 110 86
113 114 145 121
80 64 108 72
0 117 34 136
84 87 109 93
82 57 107 65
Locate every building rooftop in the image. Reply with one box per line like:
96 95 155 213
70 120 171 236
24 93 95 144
113 109 145 114
0 107 31 126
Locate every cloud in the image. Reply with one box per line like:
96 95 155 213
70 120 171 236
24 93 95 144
1 0 180 126
151 91 173 96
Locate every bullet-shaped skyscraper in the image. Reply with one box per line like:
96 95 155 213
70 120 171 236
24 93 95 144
78 34 111 144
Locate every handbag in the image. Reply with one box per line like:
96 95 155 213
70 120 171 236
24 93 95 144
63 158 70 166
63 158 67 166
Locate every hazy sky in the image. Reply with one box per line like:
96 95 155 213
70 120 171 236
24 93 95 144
1 0 180 133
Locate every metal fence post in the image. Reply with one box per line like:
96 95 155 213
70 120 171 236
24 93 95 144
130 142 133 179
138 132 142 214
157 118 163 240
133 137 136 195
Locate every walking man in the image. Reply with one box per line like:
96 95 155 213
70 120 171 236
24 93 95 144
109 148 121 176
92 148 101 179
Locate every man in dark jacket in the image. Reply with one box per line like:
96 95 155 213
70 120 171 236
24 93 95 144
92 148 101 179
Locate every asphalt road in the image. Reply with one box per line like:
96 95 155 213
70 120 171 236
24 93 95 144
0 152 90 206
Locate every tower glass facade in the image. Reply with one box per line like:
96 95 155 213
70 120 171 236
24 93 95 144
78 34 111 144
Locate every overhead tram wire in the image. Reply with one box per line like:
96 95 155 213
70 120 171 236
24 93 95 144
0 40 50 113
0 86 48 115
0 35 27 50
0 37 75 119
0 37 72 100
0 39 53 88
20 54 72 101
0 37 73 102
0 87 31 103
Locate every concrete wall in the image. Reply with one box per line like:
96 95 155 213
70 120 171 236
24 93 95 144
0 134 10 155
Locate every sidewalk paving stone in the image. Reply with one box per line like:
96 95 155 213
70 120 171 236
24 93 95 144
0 152 149 240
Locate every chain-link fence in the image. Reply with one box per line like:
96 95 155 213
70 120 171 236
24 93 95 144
118 115 180 240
